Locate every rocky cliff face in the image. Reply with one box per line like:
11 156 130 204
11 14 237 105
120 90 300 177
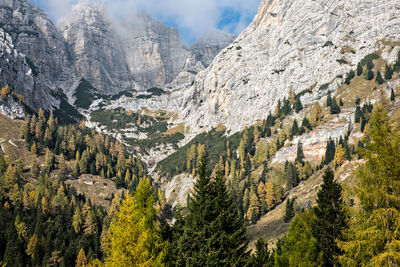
59 2 228 93
0 0 76 100
179 0 400 133
58 1 137 94
190 30 237 67
0 27 59 111
120 12 198 90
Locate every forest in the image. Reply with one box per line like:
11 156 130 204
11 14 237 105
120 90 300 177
0 102 399 266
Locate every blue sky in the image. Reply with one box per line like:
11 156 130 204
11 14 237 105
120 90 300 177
30 0 260 44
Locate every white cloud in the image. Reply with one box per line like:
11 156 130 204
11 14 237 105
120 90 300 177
33 0 260 42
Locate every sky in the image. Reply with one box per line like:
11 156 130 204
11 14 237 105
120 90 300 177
31 0 260 44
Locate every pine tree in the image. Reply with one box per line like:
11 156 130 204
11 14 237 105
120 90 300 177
296 141 304 164
356 62 363 76
326 93 332 107
385 64 393 80
286 162 298 189
345 70 355 84
283 197 296 223
339 98 344 106
291 119 298 137
103 178 167 266
312 168 347 267
375 70 384 85
293 97 303 113
355 105 362 123
339 106 400 265
58 154 67 178
325 138 335 164
365 69 374 80
282 98 291 116
249 238 272 267
275 213 321 266
301 117 311 131
391 88 395 101
330 98 341 114
176 160 249 266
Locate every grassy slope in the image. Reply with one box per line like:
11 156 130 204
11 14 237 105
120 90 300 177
0 115 33 165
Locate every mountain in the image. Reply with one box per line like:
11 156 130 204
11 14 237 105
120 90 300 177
179 0 400 133
190 30 237 67
0 0 75 110
0 0 235 114
58 1 137 94
59 1 228 92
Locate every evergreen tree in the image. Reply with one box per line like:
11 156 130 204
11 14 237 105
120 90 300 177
286 162 298 189
282 98 291 116
325 138 335 164
176 157 249 266
283 197 296 223
275 213 321 266
365 69 374 80
330 98 341 114
356 62 363 76
339 98 344 106
326 93 332 107
391 88 395 101
301 117 311 131
385 64 393 80
290 120 298 137
355 105 362 123
248 238 273 267
345 70 355 84
312 168 347 267
296 142 304 164
339 106 400 266
375 70 384 85
293 97 303 113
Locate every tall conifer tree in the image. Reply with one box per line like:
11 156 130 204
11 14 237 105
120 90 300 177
312 168 347 267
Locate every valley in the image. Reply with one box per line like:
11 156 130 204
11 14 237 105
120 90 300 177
0 0 400 265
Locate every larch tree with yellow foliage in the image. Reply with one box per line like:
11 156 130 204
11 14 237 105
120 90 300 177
339 105 400 266
103 178 167 266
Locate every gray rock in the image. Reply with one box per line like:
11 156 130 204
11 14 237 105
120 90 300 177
190 30 237 67
178 0 400 135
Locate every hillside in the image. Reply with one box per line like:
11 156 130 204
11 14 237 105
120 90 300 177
0 0 400 265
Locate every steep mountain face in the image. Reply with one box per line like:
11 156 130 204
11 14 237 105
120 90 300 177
59 2 215 92
0 26 59 111
0 0 76 100
190 30 237 67
179 0 400 133
120 12 198 90
58 2 137 94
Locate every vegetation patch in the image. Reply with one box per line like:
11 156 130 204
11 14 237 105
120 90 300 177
147 87 165 96
73 79 99 109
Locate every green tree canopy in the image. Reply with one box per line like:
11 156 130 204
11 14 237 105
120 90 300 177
339 105 400 266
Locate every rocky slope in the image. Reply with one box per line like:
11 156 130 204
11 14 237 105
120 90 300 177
0 0 76 100
0 27 60 111
178 0 400 133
